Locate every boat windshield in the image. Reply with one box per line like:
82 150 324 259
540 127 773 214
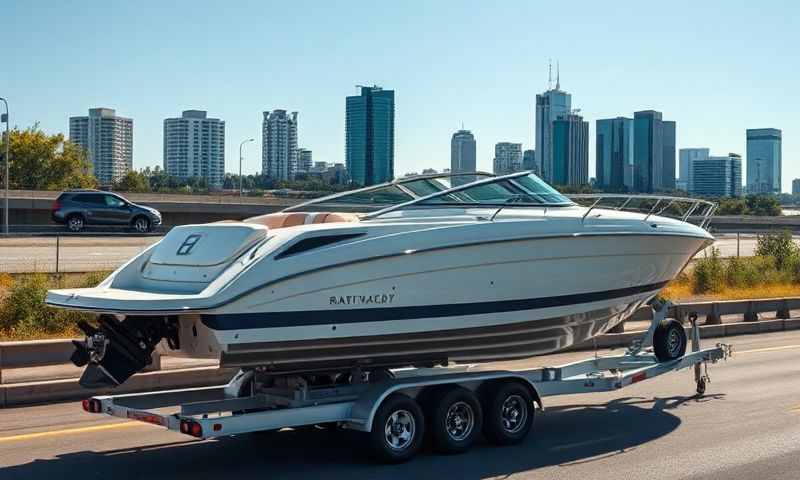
364 172 573 218
282 172 493 212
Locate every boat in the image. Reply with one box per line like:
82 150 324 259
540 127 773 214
45 171 716 388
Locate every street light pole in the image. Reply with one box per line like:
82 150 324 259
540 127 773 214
0 97 9 236
238 138 254 197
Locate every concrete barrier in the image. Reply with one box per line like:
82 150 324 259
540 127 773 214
0 366 237 408
0 339 161 385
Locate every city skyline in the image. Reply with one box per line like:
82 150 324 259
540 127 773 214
3 2 796 190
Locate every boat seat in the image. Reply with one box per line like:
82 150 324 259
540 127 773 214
244 212 361 230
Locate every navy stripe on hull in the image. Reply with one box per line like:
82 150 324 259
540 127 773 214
202 280 668 330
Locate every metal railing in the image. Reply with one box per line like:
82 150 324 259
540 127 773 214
569 194 717 229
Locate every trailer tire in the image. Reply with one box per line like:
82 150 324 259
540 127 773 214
653 318 687 362
482 381 534 446
369 393 425 463
427 386 482 454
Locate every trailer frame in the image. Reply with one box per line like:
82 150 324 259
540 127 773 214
81 301 731 459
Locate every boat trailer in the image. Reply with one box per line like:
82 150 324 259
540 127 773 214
80 301 731 462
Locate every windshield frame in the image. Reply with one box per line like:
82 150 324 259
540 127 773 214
281 171 495 212
362 171 575 220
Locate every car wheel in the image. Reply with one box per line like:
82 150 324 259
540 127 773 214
133 216 151 233
67 215 85 232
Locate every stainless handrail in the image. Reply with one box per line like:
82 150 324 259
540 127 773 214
569 194 716 230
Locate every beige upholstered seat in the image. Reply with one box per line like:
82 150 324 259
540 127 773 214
244 212 360 230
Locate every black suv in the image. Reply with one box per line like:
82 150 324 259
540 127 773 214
52 190 162 233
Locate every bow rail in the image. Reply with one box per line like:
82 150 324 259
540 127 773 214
569 194 717 230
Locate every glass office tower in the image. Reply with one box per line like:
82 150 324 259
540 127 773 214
746 128 782 194
346 86 395 185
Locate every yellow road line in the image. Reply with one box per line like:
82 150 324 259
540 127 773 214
736 344 800 355
0 421 145 443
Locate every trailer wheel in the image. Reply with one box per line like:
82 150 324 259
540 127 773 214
653 319 687 362
369 393 425 463
427 386 482 454
482 382 534 446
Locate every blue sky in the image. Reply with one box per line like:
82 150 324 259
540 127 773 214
3 1 798 190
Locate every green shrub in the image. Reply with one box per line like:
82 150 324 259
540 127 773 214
756 230 799 269
693 247 725 293
0 273 94 337
725 255 782 288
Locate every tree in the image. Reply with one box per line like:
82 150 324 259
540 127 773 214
112 170 151 192
4 125 96 190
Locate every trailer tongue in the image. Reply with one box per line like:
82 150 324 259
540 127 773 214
80 302 732 463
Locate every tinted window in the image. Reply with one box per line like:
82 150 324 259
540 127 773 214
104 195 126 207
75 193 106 205
417 174 572 206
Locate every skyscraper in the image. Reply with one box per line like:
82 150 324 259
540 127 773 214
163 110 225 188
493 142 523 175
552 114 589 186
596 117 634 191
662 121 676 190
522 149 536 173
535 79 571 184
450 129 476 174
793 179 800 196
690 153 742 197
746 128 782 194
346 85 395 185
262 110 299 181
633 110 676 193
69 108 133 185
678 148 710 192
297 148 313 173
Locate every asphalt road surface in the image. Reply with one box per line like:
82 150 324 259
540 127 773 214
2 330 800 479
0 233 788 273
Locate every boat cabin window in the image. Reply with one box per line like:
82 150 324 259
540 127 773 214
416 174 571 206
288 184 413 212
401 174 492 197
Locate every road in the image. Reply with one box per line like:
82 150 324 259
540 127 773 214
0 232 788 273
1 330 799 479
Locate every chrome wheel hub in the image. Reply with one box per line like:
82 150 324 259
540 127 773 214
667 329 682 356
445 401 474 441
500 395 527 434
384 409 415 451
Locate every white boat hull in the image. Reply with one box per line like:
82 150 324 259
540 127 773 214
176 233 704 372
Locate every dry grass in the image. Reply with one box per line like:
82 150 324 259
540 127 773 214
662 276 800 302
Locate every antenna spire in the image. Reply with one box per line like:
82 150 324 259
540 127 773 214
556 61 561 90
548 58 553 90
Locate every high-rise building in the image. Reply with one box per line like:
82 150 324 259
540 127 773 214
552 114 589 186
262 110 299 181
633 110 676 192
69 108 133 185
535 79 571 184
346 85 395 185
678 148 710 192
522 149 536 173
662 121 676 190
596 117 634 191
746 128 782 194
493 142 523 175
793 179 800 195
163 110 225 188
450 129 476 174
690 153 742 197
297 148 313 173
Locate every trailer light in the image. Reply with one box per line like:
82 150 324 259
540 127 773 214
212 423 222 432
631 372 647 384
190 422 203 437
82 398 102 413
179 420 189 434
